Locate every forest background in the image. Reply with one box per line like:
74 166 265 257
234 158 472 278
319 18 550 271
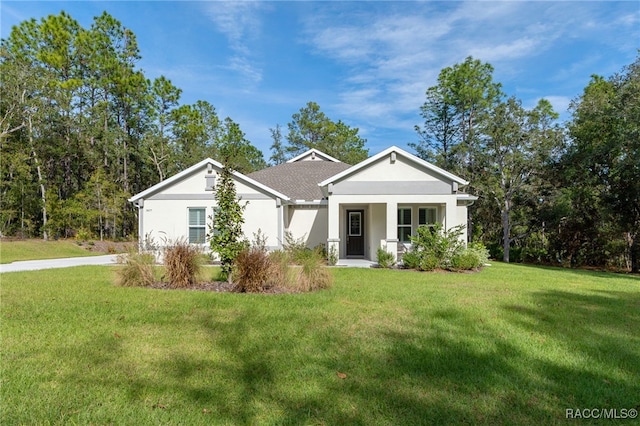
1 12 637 272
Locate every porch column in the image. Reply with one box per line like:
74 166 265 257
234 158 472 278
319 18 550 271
327 196 340 262
445 199 457 232
445 197 467 245
385 201 398 261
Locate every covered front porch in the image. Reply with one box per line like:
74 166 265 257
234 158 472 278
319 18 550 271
326 196 464 262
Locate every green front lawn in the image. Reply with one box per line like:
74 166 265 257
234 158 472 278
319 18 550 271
0 239 106 264
1 264 638 424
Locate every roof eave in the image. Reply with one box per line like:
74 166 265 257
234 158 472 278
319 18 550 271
129 158 290 203
319 146 470 187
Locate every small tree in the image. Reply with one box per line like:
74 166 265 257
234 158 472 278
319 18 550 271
210 125 249 282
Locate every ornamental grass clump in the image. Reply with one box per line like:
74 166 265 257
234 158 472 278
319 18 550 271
116 251 156 287
234 247 273 293
164 239 203 288
294 251 333 292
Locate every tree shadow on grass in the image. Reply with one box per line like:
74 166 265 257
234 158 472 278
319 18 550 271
497 261 640 282
53 286 640 425
502 289 640 413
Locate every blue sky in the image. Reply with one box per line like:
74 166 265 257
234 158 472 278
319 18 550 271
2 1 639 158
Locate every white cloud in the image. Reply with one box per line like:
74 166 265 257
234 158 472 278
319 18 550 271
300 0 634 139
202 2 268 84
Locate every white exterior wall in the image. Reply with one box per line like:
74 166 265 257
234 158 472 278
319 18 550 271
136 164 282 251
286 206 328 249
347 155 442 182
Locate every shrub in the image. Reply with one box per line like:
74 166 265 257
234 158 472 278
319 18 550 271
283 231 311 263
450 242 490 271
419 253 440 271
402 224 470 271
376 247 396 268
116 252 156 287
327 245 338 266
251 229 268 252
75 227 92 242
164 240 203 288
401 250 421 269
234 247 273 293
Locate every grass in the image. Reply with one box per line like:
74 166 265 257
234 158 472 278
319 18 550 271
0 239 105 264
1 263 639 424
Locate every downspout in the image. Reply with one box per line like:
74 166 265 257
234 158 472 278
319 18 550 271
136 198 144 252
276 198 284 249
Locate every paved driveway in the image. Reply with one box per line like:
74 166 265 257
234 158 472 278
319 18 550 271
0 255 119 273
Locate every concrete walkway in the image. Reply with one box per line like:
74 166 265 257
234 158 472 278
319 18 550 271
336 258 377 268
0 254 119 273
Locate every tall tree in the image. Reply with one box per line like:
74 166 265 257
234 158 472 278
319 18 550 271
269 124 287 165
475 97 563 262
217 117 266 174
170 100 220 171
566 55 640 272
412 56 503 175
286 101 368 164
147 76 182 180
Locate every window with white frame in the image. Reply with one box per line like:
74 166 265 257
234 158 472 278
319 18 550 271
188 208 206 244
397 208 412 243
418 207 437 227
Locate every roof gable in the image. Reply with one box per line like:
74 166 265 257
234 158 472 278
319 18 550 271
129 158 290 203
319 146 469 187
286 148 341 163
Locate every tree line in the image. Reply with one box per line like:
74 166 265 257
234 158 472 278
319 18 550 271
409 56 639 272
1 11 637 272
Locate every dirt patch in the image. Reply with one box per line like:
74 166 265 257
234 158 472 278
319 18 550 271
80 240 136 254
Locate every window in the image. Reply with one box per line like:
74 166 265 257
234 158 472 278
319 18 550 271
188 208 206 244
349 211 362 236
418 207 437 226
397 208 412 243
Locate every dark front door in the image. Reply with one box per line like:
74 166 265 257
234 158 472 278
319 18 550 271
346 210 365 257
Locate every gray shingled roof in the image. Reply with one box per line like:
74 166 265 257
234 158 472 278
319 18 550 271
248 161 351 200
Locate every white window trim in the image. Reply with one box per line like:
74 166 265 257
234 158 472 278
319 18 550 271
418 206 438 226
188 207 207 245
398 207 412 243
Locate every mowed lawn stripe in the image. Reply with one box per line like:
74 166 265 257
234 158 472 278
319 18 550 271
1 263 638 425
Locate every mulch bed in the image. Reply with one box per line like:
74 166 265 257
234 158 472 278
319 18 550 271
146 281 297 294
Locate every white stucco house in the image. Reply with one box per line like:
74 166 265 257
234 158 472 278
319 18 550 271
128 146 477 261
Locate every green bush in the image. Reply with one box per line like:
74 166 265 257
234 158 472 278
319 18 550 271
376 247 396 268
401 250 421 269
116 252 156 287
403 224 465 271
419 253 440 271
164 240 203 288
450 242 490 271
327 245 338 266
283 231 312 264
